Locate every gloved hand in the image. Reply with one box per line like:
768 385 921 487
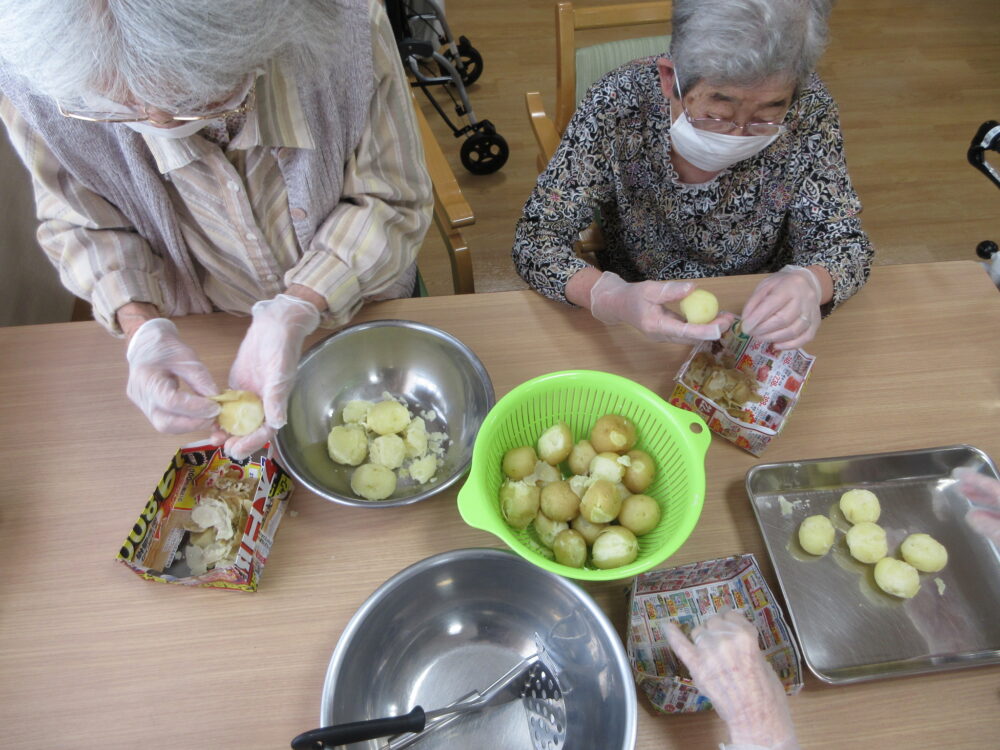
741 265 822 350
221 293 320 459
126 318 221 434
589 271 734 345
953 468 1000 544
664 609 799 750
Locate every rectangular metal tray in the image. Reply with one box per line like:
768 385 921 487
746 444 1000 684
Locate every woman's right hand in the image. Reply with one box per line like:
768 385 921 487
664 609 799 750
125 318 221 433
588 271 733 344
954 468 1000 544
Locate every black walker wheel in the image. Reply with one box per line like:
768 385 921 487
460 124 508 175
441 36 483 86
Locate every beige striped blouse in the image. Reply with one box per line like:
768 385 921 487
0 0 431 333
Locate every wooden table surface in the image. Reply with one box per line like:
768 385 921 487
1 260 998 749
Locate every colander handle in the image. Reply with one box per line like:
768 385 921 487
290 707 425 749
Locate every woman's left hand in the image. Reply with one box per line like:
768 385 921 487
741 265 823 350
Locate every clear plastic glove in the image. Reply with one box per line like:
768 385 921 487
221 293 320 459
664 609 799 750
589 271 734 345
125 318 221 434
953 468 1000 544
741 265 822 350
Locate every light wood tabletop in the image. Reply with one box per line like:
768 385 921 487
1 260 998 749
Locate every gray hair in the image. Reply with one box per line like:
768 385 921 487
670 0 833 91
0 0 345 111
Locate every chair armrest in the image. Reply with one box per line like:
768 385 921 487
412 94 475 229
525 91 561 171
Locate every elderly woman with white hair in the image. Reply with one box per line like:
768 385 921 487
513 0 873 351
0 0 432 458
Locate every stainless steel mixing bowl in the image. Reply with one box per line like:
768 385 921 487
315 548 637 749
275 320 494 508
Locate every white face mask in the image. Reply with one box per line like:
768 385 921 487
669 73 782 173
124 118 214 139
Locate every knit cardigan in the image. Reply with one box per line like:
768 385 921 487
0 0 373 319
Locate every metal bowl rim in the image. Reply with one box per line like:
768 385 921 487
318 547 638 748
275 319 496 508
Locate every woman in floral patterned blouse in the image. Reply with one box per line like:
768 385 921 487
513 0 872 351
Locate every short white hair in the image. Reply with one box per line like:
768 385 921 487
670 0 833 91
0 0 345 111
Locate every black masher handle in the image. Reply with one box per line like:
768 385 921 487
290 706 426 749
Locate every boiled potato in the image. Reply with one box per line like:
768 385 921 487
590 414 638 454
873 557 920 599
527 460 562 487
679 289 719 325
341 399 372 424
622 449 656 494
839 489 881 524
553 529 588 568
534 511 569 549
580 479 623 524
537 422 573 465
571 514 608 545
211 390 264 436
589 452 626 484
618 494 661 536
540 480 581 522
403 417 428 458
409 454 437 484
369 434 405 470
367 399 410 436
350 463 396 501
327 424 368 466
592 526 639 569
845 521 887 564
567 440 598 476
568 473 594 500
900 533 948 573
499 480 540 530
797 515 835 556
502 445 538 481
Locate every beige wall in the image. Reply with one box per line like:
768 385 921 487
0 128 75 327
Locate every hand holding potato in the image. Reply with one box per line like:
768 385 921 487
588 271 734 345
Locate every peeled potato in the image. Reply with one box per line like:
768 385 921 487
592 526 639 569
839 489 881 524
366 399 410 436
798 515 835 556
618 494 661 536
350 463 397 501
327 424 368 466
537 422 573 465
502 445 538 480
408 454 438 484
900 533 948 573
341 399 372 424
211 390 264 436
369 434 406 470
403 417 428 458
622 449 656 494
679 289 719 325
590 414 638 454
873 557 920 598
845 521 887 564
589 452 626 484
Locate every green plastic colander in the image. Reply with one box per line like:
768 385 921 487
457 370 710 581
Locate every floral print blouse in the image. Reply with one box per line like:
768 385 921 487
512 56 874 312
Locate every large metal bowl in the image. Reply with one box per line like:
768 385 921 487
276 320 494 508
316 548 637 749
